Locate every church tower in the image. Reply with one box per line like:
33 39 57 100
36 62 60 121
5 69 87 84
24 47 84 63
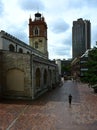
29 12 48 58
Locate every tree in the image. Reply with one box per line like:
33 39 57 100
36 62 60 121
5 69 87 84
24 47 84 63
61 64 71 76
83 47 97 92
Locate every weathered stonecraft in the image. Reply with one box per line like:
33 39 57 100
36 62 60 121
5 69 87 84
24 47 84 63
0 12 60 100
0 50 59 100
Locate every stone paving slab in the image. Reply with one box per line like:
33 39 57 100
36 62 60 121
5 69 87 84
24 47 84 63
0 103 26 130
0 81 97 130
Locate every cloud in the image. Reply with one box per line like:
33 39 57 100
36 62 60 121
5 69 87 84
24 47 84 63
12 30 28 44
49 36 72 60
1 0 96 60
49 44 72 60
62 37 72 46
7 21 28 44
54 47 70 56
56 44 71 56
50 19 69 34
68 0 97 9
0 0 4 16
84 0 97 8
18 0 45 11
91 26 97 47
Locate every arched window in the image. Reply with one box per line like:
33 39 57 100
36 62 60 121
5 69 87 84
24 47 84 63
34 27 39 36
9 44 15 52
35 42 38 49
27 51 29 54
6 69 24 91
19 48 23 53
35 28 38 35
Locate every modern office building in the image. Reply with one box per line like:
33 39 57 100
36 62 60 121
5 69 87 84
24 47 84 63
72 18 91 58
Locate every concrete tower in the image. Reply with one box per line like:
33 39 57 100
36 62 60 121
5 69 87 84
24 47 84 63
72 18 91 58
29 12 48 58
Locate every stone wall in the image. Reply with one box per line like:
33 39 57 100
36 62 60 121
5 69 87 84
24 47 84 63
1 51 32 99
32 56 60 97
0 51 2 96
0 50 60 100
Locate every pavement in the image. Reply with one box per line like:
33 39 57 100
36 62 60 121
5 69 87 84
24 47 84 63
0 80 97 130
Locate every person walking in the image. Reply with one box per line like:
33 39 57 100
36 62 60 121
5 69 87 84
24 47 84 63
68 94 72 106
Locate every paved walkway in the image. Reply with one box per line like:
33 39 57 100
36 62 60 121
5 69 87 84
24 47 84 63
0 80 97 130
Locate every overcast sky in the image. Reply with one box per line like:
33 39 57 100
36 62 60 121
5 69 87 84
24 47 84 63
0 0 97 60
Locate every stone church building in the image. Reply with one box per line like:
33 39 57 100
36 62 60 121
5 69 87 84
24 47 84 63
0 12 60 100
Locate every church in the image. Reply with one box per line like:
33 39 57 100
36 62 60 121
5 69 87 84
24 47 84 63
0 12 60 100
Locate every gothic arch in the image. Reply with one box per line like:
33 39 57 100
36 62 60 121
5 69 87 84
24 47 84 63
9 44 15 52
19 48 23 53
34 26 39 36
6 69 24 91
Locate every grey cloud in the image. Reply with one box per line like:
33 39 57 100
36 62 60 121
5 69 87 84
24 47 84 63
69 0 97 9
48 36 72 59
69 0 83 8
84 0 97 8
49 43 71 59
54 36 72 57
55 48 70 56
51 19 69 34
54 44 71 56
12 31 28 44
8 22 28 44
91 28 97 47
18 0 45 11
62 38 72 47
